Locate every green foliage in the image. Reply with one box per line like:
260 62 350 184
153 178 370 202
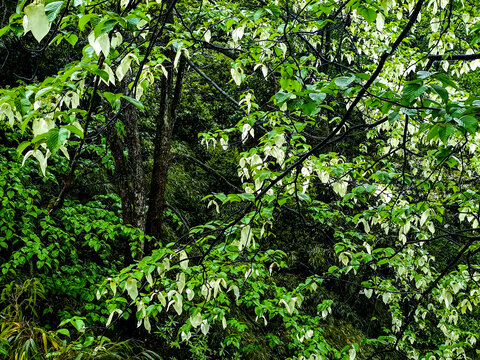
2 0 480 359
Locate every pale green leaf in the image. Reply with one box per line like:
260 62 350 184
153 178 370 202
335 76 355 89
179 250 188 270
115 56 132 81
173 293 183 315
204 29 211 42
24 3 51 42
125 278 138 301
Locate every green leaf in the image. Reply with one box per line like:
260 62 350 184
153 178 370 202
388 111 400 122
78 14 97 31
431 84 448 103
433 73 458 89
359 6 377 24
308 92 326 103
88 66 110 83
16 141 31 157
264 5 282 17
438 123 454 144
57 329 70 337
45 1 64 22
335 76 355 89
72 319 85 332
46 127 69 154
238 193 255 202
32 132 51 144
426 123 440 141
0 26 10 38
459 115 478 134
402 83 427 104
65 32 78 46
104 92 122 111
122 95 144 110
275 91 291 104
297 193 311 202
287 98 304 110
301 101 318 116
253 9 264 22
94 18 117 38
62 125 84 139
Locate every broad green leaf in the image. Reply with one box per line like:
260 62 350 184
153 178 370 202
264 5 282 17
431 83 448 103
56 329 70 337
359 6 377 24
17 141 31 157
45 1 63 22
301 101 318 116
0 26 10 38
62 124 84 139
63 121 84 139
402 83 427 104
238 193 255 202
94 18 117 38
433 73 458 89
78 13 96 31
65 32 78 46
72 319 85 332
459 115 478 134
122 95 144 110
438 123 454 144
335 76 355 89
308 92 326 103
275 91 292 104
426 123 440 141
88 65 110 83
46 127 69 154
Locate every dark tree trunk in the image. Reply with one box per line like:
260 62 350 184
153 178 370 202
107 119 134 226
145 56 186 250
108 0 185 257
107 99 147 258
123 104 146 233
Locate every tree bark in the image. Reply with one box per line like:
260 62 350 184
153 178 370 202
123 103 146 233
145 56 186 249
107 99 147 258
107 121 133 225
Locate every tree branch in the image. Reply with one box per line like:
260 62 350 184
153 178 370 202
174 152 242 192
185 57 240 107
428 53 480 61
